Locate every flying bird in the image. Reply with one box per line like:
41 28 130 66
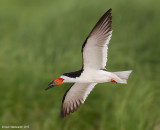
46 9 132 118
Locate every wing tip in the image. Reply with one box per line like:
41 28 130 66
60 102 80 118
105 8 112 15
60 108 66 118
107 8 112 18
106 8 112 17
108 8 112 12
60 99 84 118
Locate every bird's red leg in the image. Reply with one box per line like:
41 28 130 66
110 78 117 83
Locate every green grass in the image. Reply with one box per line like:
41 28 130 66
0 0 160 129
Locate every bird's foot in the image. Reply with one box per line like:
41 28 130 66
110 78 117 83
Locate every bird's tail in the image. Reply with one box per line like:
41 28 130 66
113 70 132 84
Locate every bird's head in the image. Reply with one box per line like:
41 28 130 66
45 77 64 90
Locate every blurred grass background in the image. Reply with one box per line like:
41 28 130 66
0 0 160 130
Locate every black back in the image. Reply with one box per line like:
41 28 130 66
63 69 83 78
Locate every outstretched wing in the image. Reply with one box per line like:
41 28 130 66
61 83 97 118
82 9 112 69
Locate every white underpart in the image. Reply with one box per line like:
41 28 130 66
61 69 131 84
83 83 97 102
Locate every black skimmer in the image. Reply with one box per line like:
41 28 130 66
46 9 132 118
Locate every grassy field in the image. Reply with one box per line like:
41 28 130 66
0 0 160 130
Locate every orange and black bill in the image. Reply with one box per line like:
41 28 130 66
45 81 57 90
45 78 64 90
